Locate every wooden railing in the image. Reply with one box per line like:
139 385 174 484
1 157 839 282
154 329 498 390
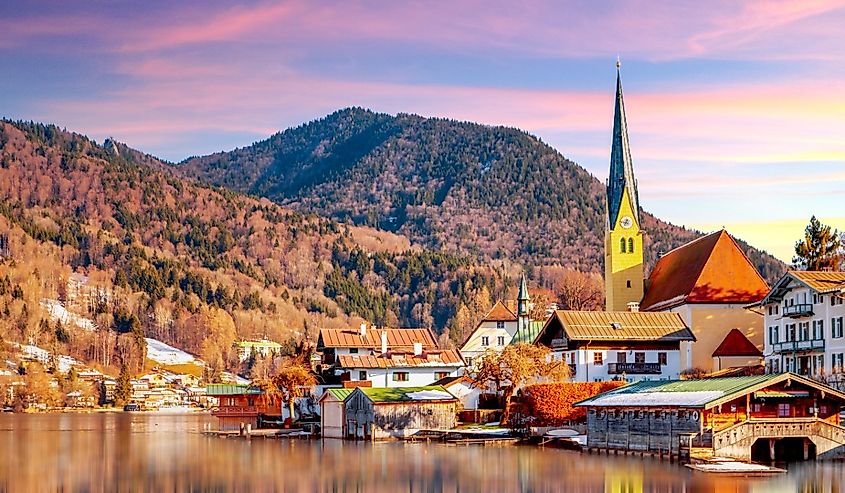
712 418 845 449
607 363 661 375
212 406 261 416
783 304 813 318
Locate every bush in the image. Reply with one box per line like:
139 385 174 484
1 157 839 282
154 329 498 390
518 381 626 425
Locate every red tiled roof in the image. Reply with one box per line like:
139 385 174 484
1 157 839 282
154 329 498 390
318 328 437 349
483 300 517 322
641 230 770 311
336 349 464 369
712 329 763 358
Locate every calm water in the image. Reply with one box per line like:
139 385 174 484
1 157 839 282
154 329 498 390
0 413 842 492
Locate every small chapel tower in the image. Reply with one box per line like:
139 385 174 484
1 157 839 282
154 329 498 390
517 274 531 335
605 61 644 311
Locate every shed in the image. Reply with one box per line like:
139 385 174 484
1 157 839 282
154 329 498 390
319 388 354 439
344 386 459 440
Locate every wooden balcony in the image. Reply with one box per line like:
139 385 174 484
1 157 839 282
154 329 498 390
211 406 261 417
607 362 661 375
783 304 813 318
772 339 825 353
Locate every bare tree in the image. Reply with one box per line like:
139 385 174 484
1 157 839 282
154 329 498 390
555 270 603 311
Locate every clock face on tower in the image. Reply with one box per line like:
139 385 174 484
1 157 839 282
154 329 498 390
620 216 633 229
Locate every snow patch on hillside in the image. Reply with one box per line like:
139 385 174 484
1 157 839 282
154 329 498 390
145 338 200 366
41 299 96 331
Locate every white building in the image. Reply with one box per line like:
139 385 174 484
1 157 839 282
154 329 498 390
235 339 282 362
459 276 542 368
534 310 695 382
755 271 845 378
317 326 464 388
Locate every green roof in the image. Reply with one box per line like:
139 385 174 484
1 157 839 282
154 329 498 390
511 320 544 345
324 388 354 401
206 384 263 396
575 374 780 408
358 385 457 403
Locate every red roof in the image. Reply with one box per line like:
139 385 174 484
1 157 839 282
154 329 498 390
640 230 770 311
318 328 437 349
712 328 763 358
482 300 517 322
336 349 464 369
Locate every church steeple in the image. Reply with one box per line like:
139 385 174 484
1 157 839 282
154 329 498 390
517 274 530 317
604 60 644 312
607 60 640 230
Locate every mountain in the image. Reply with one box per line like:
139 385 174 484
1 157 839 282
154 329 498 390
0 120 505 377
178 107 785 281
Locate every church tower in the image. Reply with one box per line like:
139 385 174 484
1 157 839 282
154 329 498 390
517 274 530 335
605 61 644 311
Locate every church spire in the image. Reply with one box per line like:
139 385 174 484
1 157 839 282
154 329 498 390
517 274 530 316
607 60 640 230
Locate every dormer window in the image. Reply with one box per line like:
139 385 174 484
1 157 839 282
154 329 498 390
610 322 622 330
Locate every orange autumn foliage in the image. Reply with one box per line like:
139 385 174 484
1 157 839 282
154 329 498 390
519 381 626 425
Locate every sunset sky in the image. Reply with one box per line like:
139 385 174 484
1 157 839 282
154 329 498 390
2 0 844 263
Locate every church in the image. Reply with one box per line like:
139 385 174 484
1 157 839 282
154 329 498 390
601 62 768 373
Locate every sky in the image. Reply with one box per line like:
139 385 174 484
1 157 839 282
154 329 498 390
2 0 844 263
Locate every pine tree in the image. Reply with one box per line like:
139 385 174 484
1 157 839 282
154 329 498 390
793 216 842 270
114 364 132 406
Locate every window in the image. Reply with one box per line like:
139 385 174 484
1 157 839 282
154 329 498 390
628 238 634 253
593 352 603 365
497 336 506 346
634 352 645 363
800 322 810 341
626 280 632 288
832 318 844 339
465 357 473 368
769 326 779 344
358 371 367 380
658 352 667 365
833 296 843 307
616 352 627 364
349 348 359 354
814 294 823 304
788 324 796 341
834 353 845 371
752 403 762 413
481 336 489 346
778 403 791 418
775 305 779 315
247 398 255 407
818 355 824 373
813 320 824 339
620 238 627 253
496 321 505 329
772 360 780 373
392 372 409 382
570 352 576 364
434 371 450 380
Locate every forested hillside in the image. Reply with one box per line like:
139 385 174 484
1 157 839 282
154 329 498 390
178 108 785 281
0 121 509 377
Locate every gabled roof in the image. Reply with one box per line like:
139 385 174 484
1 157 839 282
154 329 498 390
205 384 262 396
756 270 845 306
641 230 770 311
483 300 518 322
431 375 472 388
336 349 464 369
575 372 845 409
712 328 762 358
356 385 458 403
318 328 437 350
319 388 354 402
535 310 694 344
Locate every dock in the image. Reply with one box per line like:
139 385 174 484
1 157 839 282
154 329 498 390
405 429 519 445
203 428 312 439
685 458 785 476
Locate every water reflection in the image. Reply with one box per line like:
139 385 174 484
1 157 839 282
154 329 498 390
0 414 840 492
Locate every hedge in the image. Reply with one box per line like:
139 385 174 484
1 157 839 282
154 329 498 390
518 381 627 425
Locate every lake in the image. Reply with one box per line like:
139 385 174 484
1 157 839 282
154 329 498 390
0 413 841 492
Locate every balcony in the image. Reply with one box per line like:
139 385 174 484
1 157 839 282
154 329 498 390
607 362 661 375
783 304 814 318
772 339 825 353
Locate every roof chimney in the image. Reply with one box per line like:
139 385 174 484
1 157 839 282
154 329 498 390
413 342 423 356
627 302 640 312
381 330 388 355
359 323 367 337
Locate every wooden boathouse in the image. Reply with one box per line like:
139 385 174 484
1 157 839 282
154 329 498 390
206 384 281 431
575 372 845 461
344 386 459 440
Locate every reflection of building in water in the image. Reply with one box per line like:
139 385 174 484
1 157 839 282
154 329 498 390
604 468 642 493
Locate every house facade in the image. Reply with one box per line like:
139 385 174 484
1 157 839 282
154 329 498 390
235 339 282 362
344 386 458 440
319 388 354 439
534 310 695 382
318 326 464 388
206 383 280 431
639 229 770 372
755 271 845 380
576 373 845 461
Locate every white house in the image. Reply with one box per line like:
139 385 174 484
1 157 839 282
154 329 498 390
317 326 464 388
534 310 695 382
235 339 282 362
754 271 845 378
459 276 541 368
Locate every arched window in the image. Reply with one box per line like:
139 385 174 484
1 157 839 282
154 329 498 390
620 238 626 253
628 238 634 253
